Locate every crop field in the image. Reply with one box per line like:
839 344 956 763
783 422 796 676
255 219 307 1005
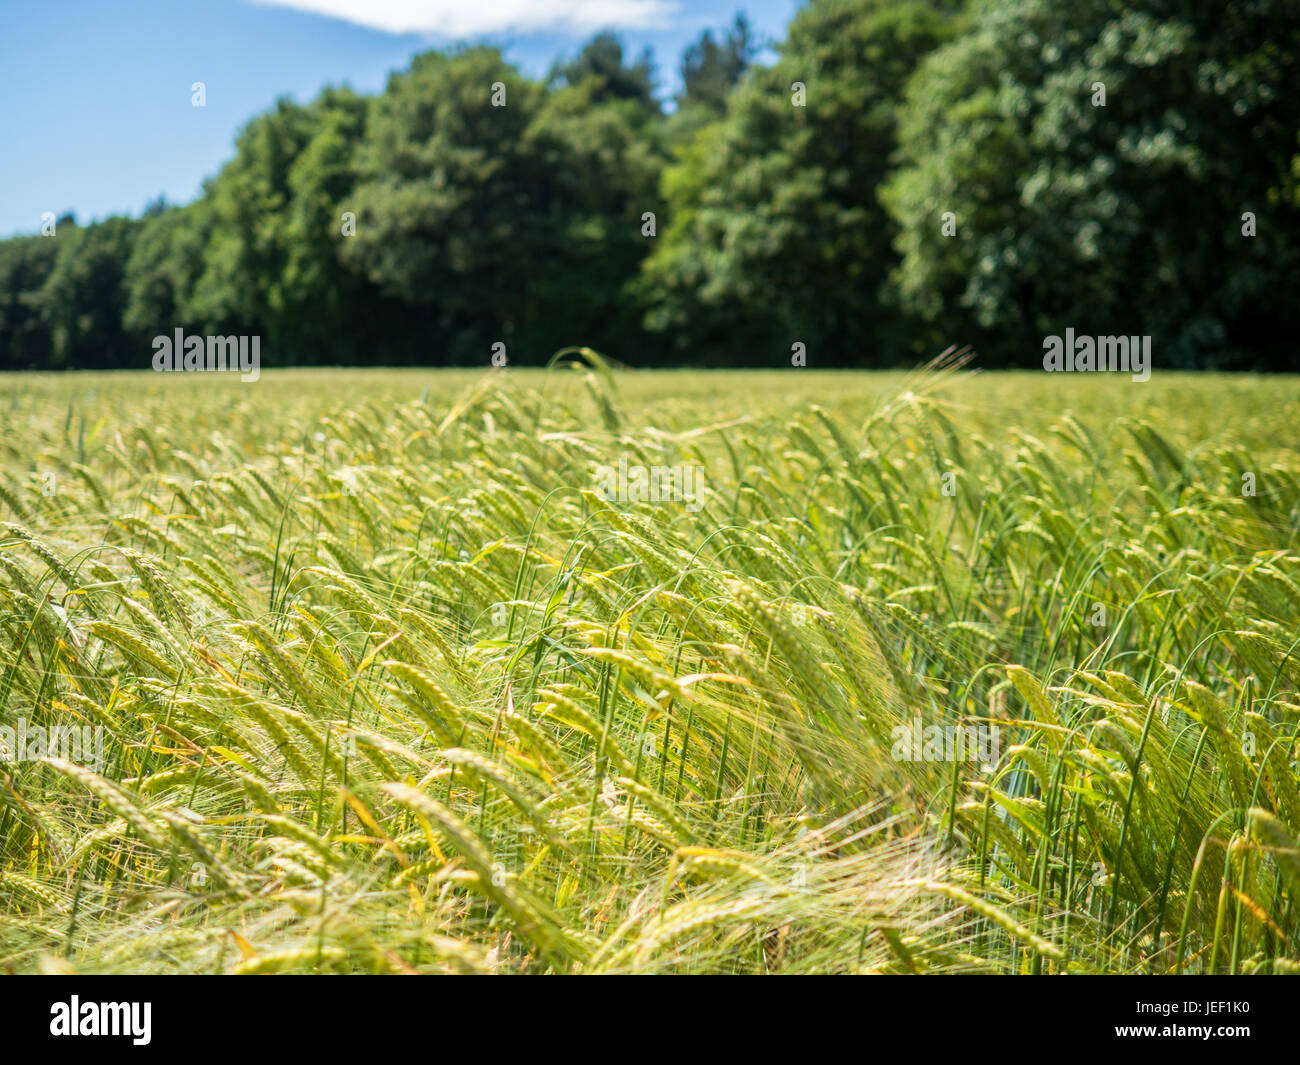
1 358 1298 975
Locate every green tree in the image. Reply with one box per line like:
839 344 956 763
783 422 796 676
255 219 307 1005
0 236 59 370
123 200 213 339
167 88 379 365
344 47 664 364
551 32 658 111
641 0 958 364
39 218 140 370
192 98 324 357
677 13 761 119
275 87 377 362
343 49 551 362
525 82 668 360
883 0 1300 369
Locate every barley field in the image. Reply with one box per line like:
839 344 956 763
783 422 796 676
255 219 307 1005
2 356 1298 974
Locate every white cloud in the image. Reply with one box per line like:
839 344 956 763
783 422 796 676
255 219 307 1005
247 0 679 37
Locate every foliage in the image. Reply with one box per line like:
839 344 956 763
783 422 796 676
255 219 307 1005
550 31 659 110
1 2 1297 370
673 12 762 128
0 236 59 370
883 0 1300 368
639 0 960 363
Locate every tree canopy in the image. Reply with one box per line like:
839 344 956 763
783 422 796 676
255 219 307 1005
2 2 1296 372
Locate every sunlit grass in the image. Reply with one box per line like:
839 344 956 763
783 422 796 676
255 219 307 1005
1 357 1298 974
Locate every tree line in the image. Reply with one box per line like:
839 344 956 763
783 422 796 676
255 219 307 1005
2 0 1297 373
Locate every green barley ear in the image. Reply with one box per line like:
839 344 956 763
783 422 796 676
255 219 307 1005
235 619 320 714
236 770 281 814
0 479 32 521
122 548 193 632
383 781 573 957
438 747 570 849
535 686 636 775
3 524 76 587
382 660 468 744
156 808 251 896
1243 712 1300 828
1247 809 1300 897
0 870 60 909
395 606 469 683
909 879 1065 963
222 687 319 786
86 619 179 681
1006 665 1063 750
1185 681 1255 808
44 758 168 850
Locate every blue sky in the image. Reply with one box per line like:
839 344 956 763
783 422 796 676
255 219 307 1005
0 0 801 238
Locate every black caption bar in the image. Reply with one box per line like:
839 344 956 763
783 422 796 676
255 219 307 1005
0 975 1290 1052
